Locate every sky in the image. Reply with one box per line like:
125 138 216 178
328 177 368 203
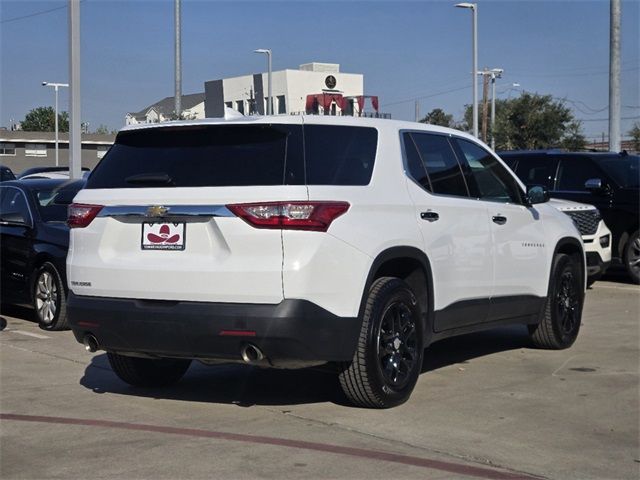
1 0 638 142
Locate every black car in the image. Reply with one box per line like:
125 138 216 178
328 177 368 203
0 178 84 330
500 151 639 283
17 166 91 179
1 165 16 182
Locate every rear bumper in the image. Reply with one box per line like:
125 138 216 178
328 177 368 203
67 293 360 366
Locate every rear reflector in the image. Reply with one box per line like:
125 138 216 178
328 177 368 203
227 201 349 232
68 203 104 228
219 330 257 337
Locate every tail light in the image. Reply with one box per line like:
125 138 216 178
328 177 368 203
227 201 349 232
68 203 104 228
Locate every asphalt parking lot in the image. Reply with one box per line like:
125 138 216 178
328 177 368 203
1 272 638 480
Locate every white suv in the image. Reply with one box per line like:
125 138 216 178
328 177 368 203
67 116 585 408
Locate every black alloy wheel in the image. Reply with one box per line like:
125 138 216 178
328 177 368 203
624 230 640 284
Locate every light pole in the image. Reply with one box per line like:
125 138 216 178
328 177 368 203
254 49 272 115
455 3 478 138
489 68 503 150
42 82 69 167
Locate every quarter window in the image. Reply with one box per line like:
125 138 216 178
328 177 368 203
402 133 430 190
410 133 468 197
454 138 522 203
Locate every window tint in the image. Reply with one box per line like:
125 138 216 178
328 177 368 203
593 155 639 188
402 133 430 190
304 125 377 185
410 133 468 197
86 125 304 189
556 158 605 191
510 156 558 189
454 139 522 203
0 187 30 225
32 185 83 222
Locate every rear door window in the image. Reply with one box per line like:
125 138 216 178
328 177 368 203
410 133 469 197
511 156 558 190
0 187 31 225
86 124 304 189
303 125 377 185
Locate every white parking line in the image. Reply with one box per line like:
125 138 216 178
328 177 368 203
10 330 50 339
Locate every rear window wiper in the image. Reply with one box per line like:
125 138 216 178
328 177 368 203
125 173 174 186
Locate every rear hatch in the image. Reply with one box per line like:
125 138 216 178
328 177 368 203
68 121 306 304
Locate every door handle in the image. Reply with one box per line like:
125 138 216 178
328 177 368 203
421 211 439 222
492 215 507 225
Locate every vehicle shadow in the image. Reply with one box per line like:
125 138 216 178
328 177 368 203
0 303 35 323
601 265 637 286
79 325 532 407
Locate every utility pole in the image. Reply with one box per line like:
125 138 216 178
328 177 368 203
489 68 503 150
174 0 182 119
68 0 81 180
609 0 621 152
480 69 490 143
415 100 420 122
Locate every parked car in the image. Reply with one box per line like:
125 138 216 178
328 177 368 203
500 151 639 283
17 166 90 179
547 198 612 286
0 178 85 330
66 117 585 408
1 165 16 182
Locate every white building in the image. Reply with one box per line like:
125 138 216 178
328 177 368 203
205 62 384 118
124 62 385 125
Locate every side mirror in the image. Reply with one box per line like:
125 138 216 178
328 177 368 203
584 178 607 193
526 185 549 205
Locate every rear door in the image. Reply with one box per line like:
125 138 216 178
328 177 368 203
402 132 494 331
0 186 34 300
68 122 306 304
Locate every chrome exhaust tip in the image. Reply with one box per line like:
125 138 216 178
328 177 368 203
240 343 264 364
83 334 99 353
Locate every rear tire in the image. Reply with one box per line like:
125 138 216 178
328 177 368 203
529 254 583 349
623 230 640 284
33 262 68 331
107 352 191 387
339 277 424 408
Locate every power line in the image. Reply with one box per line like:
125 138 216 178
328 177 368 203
577 116 637 122
0 1 84 24
382 84 471 108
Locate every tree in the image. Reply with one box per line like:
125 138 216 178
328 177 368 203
94 124 110 135
462 93 585 150
420 108 454 128
21 107 69 132
560 120 587 151
629 122 640 151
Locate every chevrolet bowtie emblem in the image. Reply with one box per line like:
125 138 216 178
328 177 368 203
146 205 169 217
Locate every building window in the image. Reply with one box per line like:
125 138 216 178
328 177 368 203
277 95 286 114
236 100 245 114
97 146 109 159
25 144 47 157
225 101 232 108
0 143 16 155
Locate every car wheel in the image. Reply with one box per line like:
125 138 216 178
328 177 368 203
33 262 68 331
339 277 423 408
529 253 583 349
107 352 191 387
623 230 640 284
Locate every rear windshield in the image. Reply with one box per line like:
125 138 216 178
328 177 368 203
32 183 84 222
85 123 377 189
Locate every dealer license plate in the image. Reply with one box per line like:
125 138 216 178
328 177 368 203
141 223 186 250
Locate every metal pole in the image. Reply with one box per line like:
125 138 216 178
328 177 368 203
175 0 182 119
68 0 81 179
472 5 478 138
491 75 496 150
415 100 420 122
54 85 59 167
609 0 621 152
267 50 272 115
